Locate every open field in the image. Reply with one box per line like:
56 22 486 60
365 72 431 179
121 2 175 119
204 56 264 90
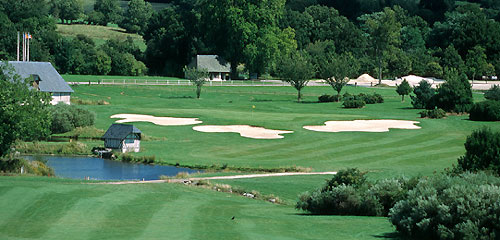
56 24 147 51
0 176 395 240
68 83 496 179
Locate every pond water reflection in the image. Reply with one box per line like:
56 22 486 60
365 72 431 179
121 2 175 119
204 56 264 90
24 155 200 181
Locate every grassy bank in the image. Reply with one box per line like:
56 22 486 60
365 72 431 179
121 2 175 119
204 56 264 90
0 176 395 239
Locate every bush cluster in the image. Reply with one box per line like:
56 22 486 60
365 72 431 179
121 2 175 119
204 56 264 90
419 108 447 118
411 80 435 109
390 172 500 239
343 92 384 104
296 168 416 217
120 153 156 164
411 72 473 113
469 101 500 121
457 128 500 175
50 103 95 134
484 85 500 101
342 99 366 108
0 157 54 176
318 94 339 103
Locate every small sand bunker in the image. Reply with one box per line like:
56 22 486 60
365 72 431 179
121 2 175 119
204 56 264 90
111 114 202 126
304 120 420 133
193 125 293 139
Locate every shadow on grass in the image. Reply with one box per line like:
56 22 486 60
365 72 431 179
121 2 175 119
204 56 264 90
160 95 194 99
298 101 321 104
373 232 407 239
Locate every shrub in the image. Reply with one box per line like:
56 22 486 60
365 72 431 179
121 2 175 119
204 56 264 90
389 172 500 239
343 99 365 108
119 153 156 164
297 185 382 216
469 101 500 121
484 85 500 101
457 128 500 175
297 169 415 217
322 168 367 191
419 108 446 119
50 103 95 134
433 70 473 113
0 157 54 176
318 94 338 102
411 80 435 109
357 93 384 104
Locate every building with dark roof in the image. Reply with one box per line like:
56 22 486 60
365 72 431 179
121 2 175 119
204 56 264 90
102 124 142 153
188 55 231 81
1 61 74 105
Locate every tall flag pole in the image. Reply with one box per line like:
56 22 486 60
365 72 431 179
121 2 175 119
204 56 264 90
22 32 25 61
17 32 20 61
27 32 30 62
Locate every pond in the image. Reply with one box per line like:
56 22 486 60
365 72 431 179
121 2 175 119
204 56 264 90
23 155 201 181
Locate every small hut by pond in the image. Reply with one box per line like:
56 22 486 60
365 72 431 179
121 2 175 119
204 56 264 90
102 124 142 153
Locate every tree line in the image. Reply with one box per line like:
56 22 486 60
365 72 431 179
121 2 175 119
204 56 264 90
1 0 500 80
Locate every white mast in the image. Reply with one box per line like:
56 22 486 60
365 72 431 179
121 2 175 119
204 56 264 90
17 32 20 61
22 32 26 61
27 32 30 62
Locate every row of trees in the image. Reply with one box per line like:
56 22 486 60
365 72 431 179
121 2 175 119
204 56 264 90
2 0 500 79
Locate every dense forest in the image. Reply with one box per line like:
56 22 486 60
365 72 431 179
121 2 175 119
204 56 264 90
1 0 499 79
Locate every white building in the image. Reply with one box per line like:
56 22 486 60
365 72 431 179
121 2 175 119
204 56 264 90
1 61 73 104
188 55 231 81
102 124 142 153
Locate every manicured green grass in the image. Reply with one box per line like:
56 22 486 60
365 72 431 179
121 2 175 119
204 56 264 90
56 24 147 51
69 84 497 179
0 176 395 240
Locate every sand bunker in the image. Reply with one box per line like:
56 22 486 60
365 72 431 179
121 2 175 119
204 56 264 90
356 74 377 83
303 120 420 133
193 125 293 139
111 114 202 126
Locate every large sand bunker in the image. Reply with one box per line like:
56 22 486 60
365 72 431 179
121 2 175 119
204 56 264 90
193 125 293 139
111 114 202 126
304 120 421 133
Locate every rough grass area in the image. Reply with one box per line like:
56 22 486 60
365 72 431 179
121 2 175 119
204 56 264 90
69 84 497 178
0 176 395 239
56 24 146 51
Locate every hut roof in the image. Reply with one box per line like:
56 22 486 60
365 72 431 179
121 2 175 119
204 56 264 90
1 61 73 93
102 124 142 140
189 55 230 73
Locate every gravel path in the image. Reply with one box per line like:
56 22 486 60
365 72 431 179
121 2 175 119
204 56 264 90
96 172 337 185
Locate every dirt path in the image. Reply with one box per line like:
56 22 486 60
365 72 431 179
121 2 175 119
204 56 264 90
96 172 337 185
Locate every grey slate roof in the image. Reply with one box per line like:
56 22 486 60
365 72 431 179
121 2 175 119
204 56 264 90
102 124 142 140
1 61 73 93
189 55 230 73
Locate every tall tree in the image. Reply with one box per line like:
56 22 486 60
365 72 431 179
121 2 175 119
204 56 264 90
466 45 489 82
199 0 291 78
359 7 401 84
92 0 123 25
276 52 314 102
0 63 52 156
396 79 412 102
318 52 360 98
120 0 153 34
183 66 208 99
49 0 84 24
441 45 465 73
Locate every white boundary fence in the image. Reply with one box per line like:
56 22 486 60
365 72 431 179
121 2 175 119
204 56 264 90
69 79 331 87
